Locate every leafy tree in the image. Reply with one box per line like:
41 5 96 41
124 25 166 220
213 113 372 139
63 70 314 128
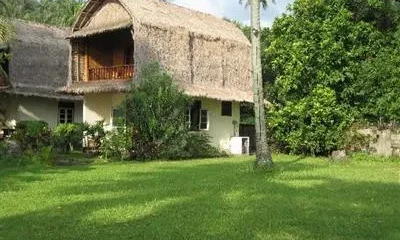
345 44 400 124
269 85 351 155
346 0 400 32
264 0 400 154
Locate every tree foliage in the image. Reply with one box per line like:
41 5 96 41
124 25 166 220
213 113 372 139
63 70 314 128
122 62 190 160
0 0 85 27
259 0 400 155
0 17 13 43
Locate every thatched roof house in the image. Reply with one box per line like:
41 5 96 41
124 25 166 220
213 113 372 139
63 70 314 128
62 0 253 102
1 20 81 101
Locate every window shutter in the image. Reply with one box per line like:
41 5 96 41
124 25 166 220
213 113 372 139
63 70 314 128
199 109 209 130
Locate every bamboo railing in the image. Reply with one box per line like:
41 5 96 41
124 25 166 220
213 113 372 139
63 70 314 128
88 64 134 81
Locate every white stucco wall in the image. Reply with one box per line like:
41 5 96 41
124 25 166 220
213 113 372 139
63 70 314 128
83 93 125 128
200 98 240 152
83 94 240 152
4 95 83 128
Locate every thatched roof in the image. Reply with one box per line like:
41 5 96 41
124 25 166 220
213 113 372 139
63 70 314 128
67 0 253 103
61 79 131 94
1 20 82 101
71 0 249 45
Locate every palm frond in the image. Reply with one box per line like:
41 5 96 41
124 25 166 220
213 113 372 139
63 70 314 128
239 0 276 9
0 17 13 44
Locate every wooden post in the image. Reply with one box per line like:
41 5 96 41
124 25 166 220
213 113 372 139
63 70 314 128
84 43 89 82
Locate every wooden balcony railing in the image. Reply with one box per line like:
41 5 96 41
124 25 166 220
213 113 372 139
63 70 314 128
88 65 134 81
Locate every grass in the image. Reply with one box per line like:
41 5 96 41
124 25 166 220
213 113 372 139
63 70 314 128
0 155 399 240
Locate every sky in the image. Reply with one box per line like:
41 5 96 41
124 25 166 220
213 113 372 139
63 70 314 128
169 0 294 28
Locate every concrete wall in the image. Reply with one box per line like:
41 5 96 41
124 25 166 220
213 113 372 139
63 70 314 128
359 128 400 157
4 95 83 128
83 94 241 152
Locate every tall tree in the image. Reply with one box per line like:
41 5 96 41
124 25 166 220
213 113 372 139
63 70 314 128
241 0 274 168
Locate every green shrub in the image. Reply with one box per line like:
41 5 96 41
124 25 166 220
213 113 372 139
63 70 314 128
53 123 86 153
268 86 352 156
85 121 105 151
121 62 191 160
161 132 226 160
100 127 133 160
13 121 51 152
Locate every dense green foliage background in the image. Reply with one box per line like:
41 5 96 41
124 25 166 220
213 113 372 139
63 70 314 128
249 0 400 155
0 0 85 27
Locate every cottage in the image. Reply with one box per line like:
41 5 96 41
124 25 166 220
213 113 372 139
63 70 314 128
61 0 253 152
0 20 83 130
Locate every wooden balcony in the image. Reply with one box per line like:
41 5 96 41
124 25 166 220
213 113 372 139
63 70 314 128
88 64 134 81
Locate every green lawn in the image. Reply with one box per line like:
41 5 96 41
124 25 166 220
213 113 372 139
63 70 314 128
0 155 399 240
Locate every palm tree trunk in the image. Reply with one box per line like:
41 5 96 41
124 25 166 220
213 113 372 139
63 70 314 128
251 0 273 169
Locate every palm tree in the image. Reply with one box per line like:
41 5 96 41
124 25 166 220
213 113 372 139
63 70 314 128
240 0 274 169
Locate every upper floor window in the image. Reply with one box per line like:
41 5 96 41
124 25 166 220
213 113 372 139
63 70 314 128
221 101 232 117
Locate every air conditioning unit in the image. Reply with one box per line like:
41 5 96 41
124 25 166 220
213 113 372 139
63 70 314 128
230 137 250 155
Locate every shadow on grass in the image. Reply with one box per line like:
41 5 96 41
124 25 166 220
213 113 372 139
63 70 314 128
0 164 95 192
0 158 399 240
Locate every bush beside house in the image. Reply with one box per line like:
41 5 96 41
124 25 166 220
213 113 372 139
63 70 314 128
0 63 225 164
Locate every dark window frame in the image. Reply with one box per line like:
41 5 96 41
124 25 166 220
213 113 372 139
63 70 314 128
58 102 75 124
221 101 232 117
